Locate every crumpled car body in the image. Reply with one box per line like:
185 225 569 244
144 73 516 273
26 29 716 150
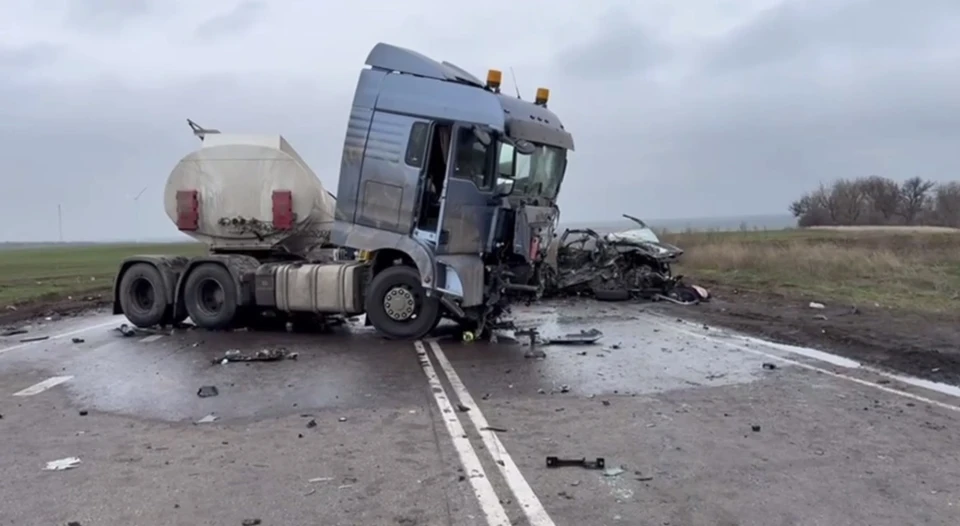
542 214 707 304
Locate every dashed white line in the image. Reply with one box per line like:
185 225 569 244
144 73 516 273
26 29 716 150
413 341 512 526
13 375 74 397
428 340 556 526
139 334 164 343
0 319 119 356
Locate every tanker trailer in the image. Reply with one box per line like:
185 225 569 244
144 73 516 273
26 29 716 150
111 123 365 331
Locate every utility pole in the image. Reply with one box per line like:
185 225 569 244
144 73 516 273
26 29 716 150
57 204 63 243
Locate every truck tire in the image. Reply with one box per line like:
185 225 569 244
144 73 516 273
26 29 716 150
364 265 440 340
118 263 168 328
182 263 238 330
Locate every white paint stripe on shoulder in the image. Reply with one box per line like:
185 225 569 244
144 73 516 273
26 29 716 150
0 319 119 356
647 317 960 413
428 340 556 526
13 375 74 397
139 334 164 343
413 341 512 526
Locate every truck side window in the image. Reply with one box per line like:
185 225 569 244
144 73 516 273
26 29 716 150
404 122 430 167
453 127 493 189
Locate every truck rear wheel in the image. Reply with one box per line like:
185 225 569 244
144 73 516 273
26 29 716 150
118 263 168 328
183 263 238 330
365 265 440 340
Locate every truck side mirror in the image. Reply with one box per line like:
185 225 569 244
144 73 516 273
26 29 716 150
513 139 535 155
496 177 515 196
472 126 492 146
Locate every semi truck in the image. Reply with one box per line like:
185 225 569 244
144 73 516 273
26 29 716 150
111 42 575 340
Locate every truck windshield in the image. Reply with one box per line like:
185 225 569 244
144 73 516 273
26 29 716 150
498 141 567 199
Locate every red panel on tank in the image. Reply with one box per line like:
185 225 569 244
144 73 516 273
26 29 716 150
272 190 294 230
176 190 199 231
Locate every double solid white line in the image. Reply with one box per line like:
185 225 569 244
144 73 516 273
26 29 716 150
415 340 555 526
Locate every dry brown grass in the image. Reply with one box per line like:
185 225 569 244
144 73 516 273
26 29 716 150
661 229 960 312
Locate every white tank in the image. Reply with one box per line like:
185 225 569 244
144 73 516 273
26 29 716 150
163 133 337 255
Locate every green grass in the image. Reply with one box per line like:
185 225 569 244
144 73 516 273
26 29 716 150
660 228 960 313
0 243 206 306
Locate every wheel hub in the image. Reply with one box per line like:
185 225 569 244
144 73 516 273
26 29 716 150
383 286 417 321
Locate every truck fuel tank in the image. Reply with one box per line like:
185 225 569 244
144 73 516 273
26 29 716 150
254 262 367 315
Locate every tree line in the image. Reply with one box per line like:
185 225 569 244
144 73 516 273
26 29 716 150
789 176 960 227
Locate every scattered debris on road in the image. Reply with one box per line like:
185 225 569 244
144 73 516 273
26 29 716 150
481 426 508 433
197 385 219 398
44 457 81 471
546 456 606 470
762 362 778 370
78 410 88 416
215 347 298 364
116 324 137 337
544 328 604 345
809 302 826 309
456 403 470 412
338 416 348 422
71 337 85 344
603 466 625 477
196 414 219 424
306 419 317 428
752 425 762 432
242 519 262 526
19 335 49 343
1 328 27 337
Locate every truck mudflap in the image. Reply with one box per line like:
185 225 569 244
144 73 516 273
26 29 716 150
112 255 191 315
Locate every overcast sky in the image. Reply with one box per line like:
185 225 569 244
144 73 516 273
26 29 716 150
2 0 960 241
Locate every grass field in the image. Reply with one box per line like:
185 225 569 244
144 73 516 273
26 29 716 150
0 242 205 307
661 228 960 313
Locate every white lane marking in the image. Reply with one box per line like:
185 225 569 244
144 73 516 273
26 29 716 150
0 319 119 356
647 316 960 413
139 334 164 343
413 341 511 526
13 375 74 397
428 340 556 526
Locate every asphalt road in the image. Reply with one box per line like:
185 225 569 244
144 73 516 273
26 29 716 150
0 300 958 526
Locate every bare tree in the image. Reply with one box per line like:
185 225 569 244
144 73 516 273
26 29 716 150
899 177 935 225
934 182 960 227
829 178 867 224
860 175 902 223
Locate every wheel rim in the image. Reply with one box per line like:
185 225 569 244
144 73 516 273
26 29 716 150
196 278 225 316
130 278 155 312
383 285 419 321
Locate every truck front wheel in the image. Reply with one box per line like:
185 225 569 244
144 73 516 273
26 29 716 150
365 265 440 340
118 263 168 328
183 263 238 330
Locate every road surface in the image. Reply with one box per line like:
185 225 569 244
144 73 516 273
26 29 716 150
0 300 957 526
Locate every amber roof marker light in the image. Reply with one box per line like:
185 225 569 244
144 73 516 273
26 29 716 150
535 87 549 107
486 69 502 93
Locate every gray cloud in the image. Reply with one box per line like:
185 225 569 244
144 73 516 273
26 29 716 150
555 6 668 81
194 1 266 41
0 43 62 71
63 0 160 31
2 0 960 241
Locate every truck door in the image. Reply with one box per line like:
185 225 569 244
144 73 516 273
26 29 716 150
435 124 497 255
